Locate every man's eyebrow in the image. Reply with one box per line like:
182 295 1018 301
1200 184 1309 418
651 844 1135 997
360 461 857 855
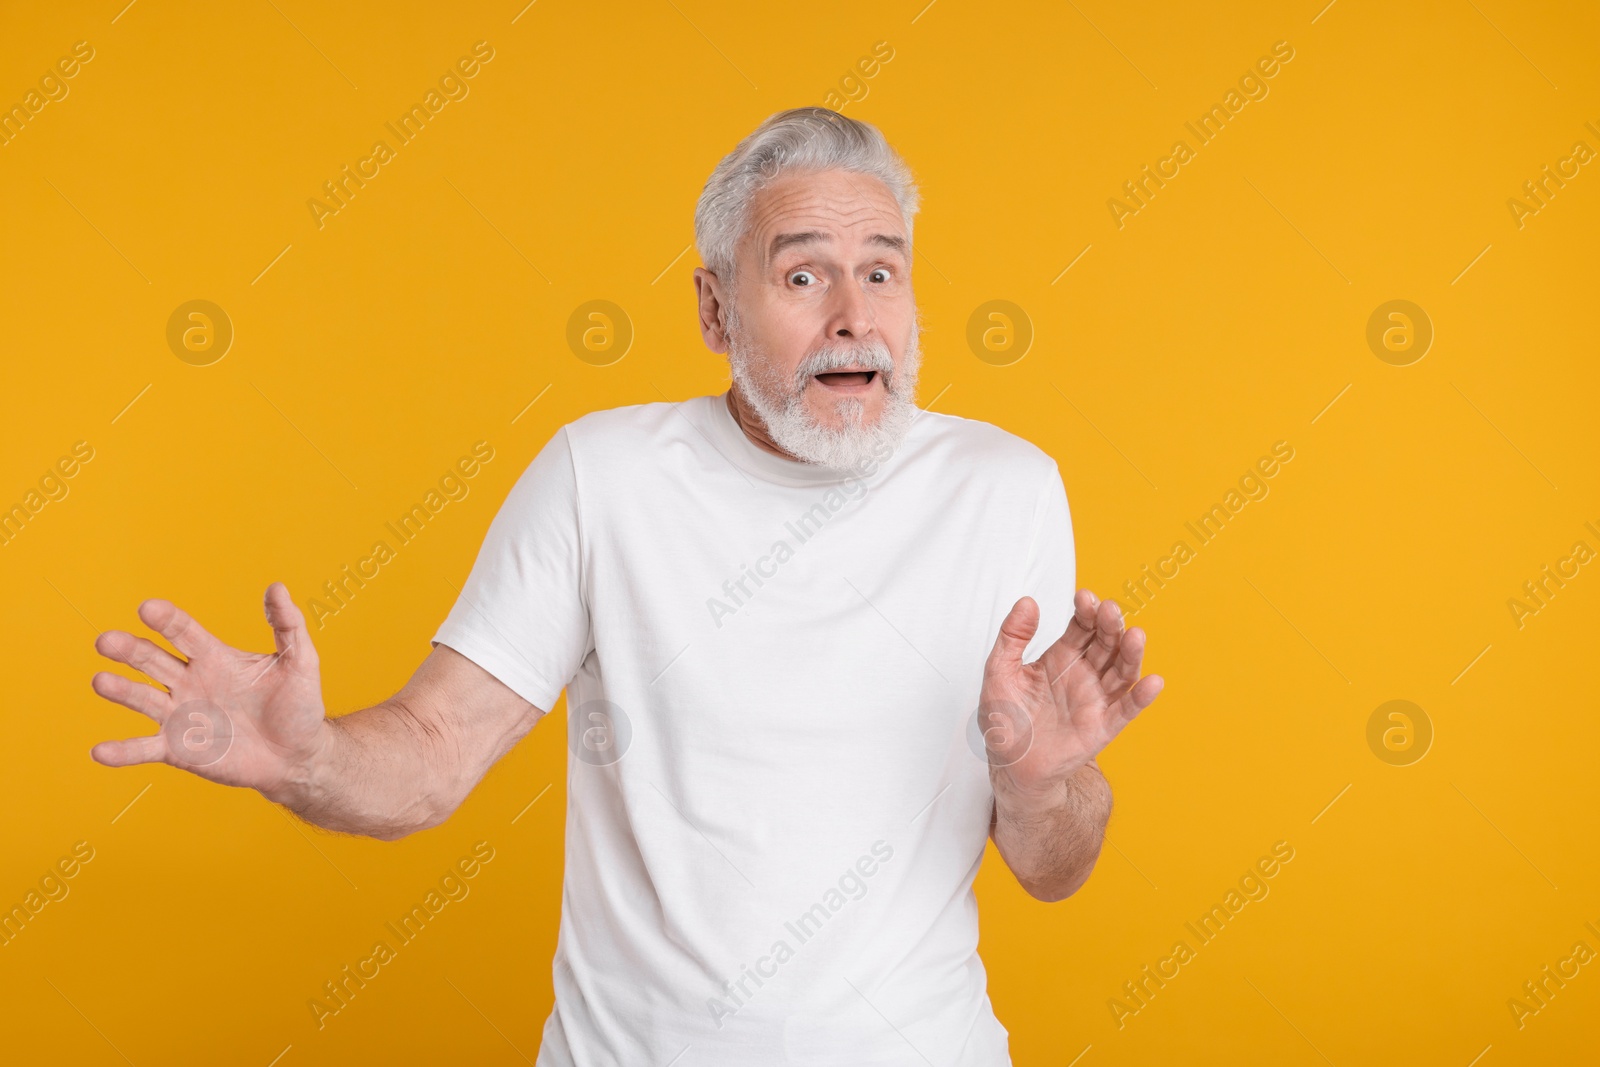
867 232 909 257
766 230 909 264
768 231 826 263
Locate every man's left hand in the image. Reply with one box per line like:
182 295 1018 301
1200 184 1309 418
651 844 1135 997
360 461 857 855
978 589 1164 807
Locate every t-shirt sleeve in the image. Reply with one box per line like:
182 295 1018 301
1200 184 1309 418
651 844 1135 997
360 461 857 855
1020 462 1077 665
431 426 591 712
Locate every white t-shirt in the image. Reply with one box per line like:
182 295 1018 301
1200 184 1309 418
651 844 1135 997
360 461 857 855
432 393 1076 1066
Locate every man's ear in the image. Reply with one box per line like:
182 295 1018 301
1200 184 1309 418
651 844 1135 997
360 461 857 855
693 267 730 354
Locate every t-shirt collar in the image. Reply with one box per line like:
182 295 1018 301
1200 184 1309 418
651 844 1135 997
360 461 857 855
699 392 876 488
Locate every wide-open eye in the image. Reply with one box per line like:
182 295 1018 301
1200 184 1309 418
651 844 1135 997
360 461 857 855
868 267 892 283
789 270 817 287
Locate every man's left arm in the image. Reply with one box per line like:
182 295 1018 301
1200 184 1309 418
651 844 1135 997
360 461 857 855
978 464 1161 900
989 756 1111 902
979 590 1163 902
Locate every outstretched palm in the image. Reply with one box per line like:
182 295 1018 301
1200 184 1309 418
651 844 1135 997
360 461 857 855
90 582 329 803
979 589 1164 803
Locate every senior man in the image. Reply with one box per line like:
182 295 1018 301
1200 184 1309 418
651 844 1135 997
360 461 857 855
88 107 1163 1064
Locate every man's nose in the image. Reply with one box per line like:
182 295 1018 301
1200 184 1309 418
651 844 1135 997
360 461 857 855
826 278 877 339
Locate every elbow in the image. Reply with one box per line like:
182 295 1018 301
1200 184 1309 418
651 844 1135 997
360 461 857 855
1024 883 1075 903
1021 842 1104 902
369 821 429 843
1022 867 1094 903
369 790 456 842
405 792 460 839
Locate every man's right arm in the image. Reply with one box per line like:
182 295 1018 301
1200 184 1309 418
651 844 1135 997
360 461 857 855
89 582 544 842
276 644 544 840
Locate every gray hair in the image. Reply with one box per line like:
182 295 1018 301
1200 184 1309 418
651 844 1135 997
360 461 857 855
693 106 920 296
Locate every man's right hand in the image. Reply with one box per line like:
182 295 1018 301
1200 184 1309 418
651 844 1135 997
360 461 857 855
90 582 331 807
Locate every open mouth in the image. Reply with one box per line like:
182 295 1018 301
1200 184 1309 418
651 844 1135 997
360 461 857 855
813 370 878 388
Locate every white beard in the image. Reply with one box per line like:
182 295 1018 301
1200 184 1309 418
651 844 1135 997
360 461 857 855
725 305 922 471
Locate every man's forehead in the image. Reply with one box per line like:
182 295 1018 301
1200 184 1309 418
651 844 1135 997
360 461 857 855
765 229 907 264
736 173 902 260
743 172 907 265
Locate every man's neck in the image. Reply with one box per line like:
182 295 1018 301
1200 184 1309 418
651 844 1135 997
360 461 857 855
724 387 799 462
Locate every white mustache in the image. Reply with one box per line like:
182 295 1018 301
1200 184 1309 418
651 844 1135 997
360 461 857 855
794 341 895 389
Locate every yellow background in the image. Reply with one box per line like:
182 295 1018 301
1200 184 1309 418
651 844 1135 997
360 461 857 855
2 0 1596 1063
